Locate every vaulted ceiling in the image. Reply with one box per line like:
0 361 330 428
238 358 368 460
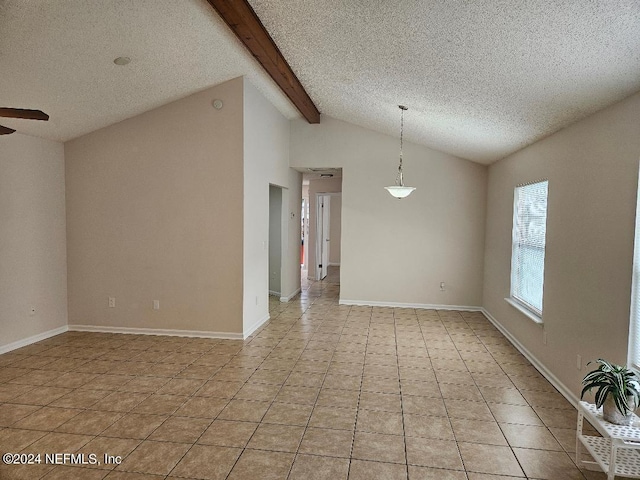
1 0 639 164
0 0 296 143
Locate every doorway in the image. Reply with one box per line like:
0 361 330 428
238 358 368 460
301 170 342 284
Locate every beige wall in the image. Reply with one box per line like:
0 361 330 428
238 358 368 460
292 116 487 307
269 185 282 294
483 91 640 400
284 168 303 298
65 78 245 335
0 134 67 351
307 177 343 279
243 78 300 332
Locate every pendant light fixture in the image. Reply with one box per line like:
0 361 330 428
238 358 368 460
385 105 416 199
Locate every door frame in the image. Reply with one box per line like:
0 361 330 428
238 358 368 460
315 193 330 280
314 192 342 281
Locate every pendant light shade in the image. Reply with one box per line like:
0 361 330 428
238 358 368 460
385 105 415 199
384 185 416 198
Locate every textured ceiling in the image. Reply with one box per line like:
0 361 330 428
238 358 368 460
0 0 297 142
250 0 640 164
1 1 639 164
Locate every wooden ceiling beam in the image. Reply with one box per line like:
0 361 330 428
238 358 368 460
206 0 320 124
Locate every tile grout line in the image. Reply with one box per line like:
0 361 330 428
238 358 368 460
265 298 329 479
454 311 530 478
222 298 313 480
394 308 411 480
419 312 463 476
344 307 370 480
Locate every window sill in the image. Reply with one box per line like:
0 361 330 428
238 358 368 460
504 297 544 325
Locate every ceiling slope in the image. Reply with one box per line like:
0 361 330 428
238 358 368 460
249 0 640 163
2 1 639 164
0 0 299 142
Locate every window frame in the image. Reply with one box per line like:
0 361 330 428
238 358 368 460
628 167 640 371
507 179 549 323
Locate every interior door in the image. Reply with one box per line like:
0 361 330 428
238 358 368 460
316 194 331 280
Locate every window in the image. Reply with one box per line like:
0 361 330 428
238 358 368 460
629 170 640 370
510 180 549 319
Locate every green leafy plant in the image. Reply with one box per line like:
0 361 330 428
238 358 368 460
581 359 640 415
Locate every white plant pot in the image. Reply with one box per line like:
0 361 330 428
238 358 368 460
603 395 636 426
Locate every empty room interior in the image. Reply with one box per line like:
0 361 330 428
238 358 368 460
2 1 640 479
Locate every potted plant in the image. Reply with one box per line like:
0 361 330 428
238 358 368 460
581 359 640 426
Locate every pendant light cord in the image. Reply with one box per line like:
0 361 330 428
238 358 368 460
397 105 407 186
384 104 415 198
399 107 404 170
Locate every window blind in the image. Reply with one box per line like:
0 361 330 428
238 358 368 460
629 170 640 370
511 180 548 316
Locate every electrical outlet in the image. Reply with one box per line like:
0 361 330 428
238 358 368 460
440 282 445 291
577 354 582 370
108 297 116 308
153 300 160 310
29 306 36 316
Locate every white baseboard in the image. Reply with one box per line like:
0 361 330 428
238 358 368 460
68 324 243 340
0 325 69 355
328 262 341 266
280 288 301 303
481 308 578 407
339 299 482 312
243 313 270 339
269 290 281 297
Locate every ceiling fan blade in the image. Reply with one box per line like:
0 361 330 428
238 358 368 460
0 125 16 135
0 108 49 121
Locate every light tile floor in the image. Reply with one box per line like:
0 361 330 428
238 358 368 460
0 267 625 479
